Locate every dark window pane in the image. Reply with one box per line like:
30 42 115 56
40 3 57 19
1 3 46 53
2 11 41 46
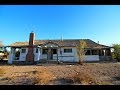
36 48 38 53
21 49 26 53
64 49 72 53
42 49 48 54
53 49 57 54
85 50 90 55
92 50 97 55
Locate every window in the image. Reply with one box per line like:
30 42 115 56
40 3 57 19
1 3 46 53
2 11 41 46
92 50 98 55
42 49 48 54
21 49 26 53
85 50 91 55
53 49 57 54
64 49 72 53
36 48 38 53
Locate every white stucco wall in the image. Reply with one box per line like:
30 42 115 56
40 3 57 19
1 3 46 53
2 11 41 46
19 48 28 61
85 55 99 61
58 47 77 62
8 49 14 64
38 47 100 62
8 46 100 64
59 47 99 62
34 48 40 61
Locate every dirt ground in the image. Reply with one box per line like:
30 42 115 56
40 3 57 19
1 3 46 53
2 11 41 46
0 62 120 85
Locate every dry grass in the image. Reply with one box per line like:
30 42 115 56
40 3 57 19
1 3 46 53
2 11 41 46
68 72 97 85
34 70 54 85
0 69 5 76
68 72 112 85
5 69 54 85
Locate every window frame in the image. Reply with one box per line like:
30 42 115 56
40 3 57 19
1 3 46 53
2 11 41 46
42 49 48 54
64 48 72 53
21 48 26 53
36 48 38 53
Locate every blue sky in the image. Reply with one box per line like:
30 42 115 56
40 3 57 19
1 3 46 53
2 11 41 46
0 5 120 46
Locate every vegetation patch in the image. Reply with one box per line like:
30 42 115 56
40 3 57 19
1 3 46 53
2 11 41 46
34 70 54 85
68 72 111 85
0 69 5 76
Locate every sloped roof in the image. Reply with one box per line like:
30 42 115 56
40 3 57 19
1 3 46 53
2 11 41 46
8 39 110 48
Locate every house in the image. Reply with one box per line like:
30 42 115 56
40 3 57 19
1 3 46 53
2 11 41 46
7 32 112 64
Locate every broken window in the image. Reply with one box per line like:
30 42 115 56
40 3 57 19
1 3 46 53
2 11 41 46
36 48 38 53
52 49 57 54
64 49 72 53
85 50 91 55
92 50 98 55
42 49 48 54
21 49 26 53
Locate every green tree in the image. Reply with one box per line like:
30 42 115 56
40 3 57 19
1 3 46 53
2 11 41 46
112 44 120 62
76 40 87 65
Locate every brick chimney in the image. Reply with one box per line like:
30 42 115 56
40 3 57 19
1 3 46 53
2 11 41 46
26 31 35 64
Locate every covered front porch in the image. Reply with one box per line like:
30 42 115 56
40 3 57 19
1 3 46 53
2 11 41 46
85 47 112 61
7 46 28 64
37 41 60 63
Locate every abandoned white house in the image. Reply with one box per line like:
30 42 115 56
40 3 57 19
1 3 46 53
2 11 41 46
7 32 112 64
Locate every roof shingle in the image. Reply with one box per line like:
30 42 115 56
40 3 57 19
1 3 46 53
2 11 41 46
8 39 110 48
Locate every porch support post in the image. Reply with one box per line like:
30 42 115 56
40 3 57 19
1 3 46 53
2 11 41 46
38 48 40 61
90 49 92 55
97 49 99 55
109 48 112 56
57 48 59 64
103 49 106 56
8 47 15 64
39 47 41 60
100 49 102 56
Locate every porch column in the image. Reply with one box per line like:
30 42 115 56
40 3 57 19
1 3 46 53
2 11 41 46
108 48 112 56
38 48 40 61
103 49 106 56
100 49 103 56
40 48 42 60
90 49 92 55
57 48 59 63
97 49 99 55
8 47 15 64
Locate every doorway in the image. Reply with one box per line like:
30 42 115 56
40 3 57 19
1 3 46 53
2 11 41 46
47 48 57 60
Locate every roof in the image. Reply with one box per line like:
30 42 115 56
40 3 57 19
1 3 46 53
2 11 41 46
8 39 110 49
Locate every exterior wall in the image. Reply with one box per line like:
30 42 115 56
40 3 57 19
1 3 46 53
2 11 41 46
39 47 101 62
34 48 40 61
8 46 111 64
85 55 99 61
8 48 28 64
58 47 77 62
99 56 112 61
19 48 28 61
58 47 101 62
8 48 15 64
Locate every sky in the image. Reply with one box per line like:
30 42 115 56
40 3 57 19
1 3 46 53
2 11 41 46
0 5 120 46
